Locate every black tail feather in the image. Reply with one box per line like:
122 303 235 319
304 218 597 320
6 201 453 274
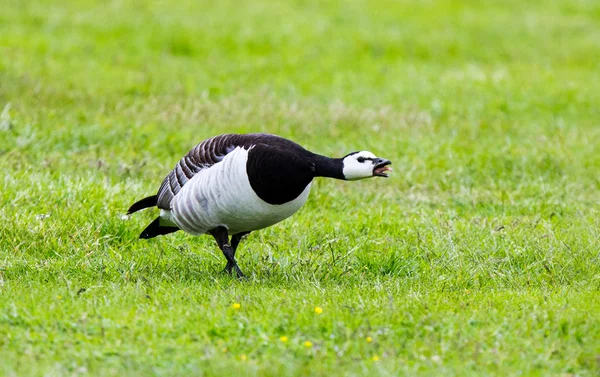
128 195 158 215
139 217 180 239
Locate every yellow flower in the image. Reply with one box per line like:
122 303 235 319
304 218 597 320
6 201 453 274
56 295 62 300
314 306 323 314
222 347 228 353
279 336 288 343
232 303 241 309
366 336 373 343
372 355 380 361
240 354 247 361
304 341 313 348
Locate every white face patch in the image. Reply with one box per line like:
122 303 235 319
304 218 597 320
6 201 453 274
342 151 379 180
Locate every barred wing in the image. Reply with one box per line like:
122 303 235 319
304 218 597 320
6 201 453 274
156 133 290 210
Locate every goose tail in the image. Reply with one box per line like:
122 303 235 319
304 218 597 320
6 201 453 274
127 195 157 215
139 217 180 239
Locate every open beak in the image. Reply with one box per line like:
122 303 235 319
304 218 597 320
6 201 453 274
373 158 392 177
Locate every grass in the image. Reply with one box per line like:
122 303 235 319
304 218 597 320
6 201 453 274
1 0 600 375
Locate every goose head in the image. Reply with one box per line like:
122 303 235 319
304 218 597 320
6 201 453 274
341 151 392 181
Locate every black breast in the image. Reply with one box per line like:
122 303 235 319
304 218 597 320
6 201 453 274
246 142 316 205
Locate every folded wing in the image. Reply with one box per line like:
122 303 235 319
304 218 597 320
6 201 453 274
156 134 243 209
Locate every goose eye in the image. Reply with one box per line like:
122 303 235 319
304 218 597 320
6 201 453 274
357 157 365 163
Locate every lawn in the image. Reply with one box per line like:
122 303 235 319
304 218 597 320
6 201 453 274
1 0 600 375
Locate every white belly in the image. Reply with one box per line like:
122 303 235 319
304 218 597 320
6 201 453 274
165 147 312 235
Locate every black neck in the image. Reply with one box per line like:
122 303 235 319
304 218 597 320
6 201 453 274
311 154 345 180
246 146 346 205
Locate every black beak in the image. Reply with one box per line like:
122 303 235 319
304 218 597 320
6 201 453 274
374 158 390 166
373 158 392 177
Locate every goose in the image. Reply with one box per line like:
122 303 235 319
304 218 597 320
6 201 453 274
127 133 392 278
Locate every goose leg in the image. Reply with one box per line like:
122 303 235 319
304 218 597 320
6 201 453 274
223 231 251 274
231 231 250 253
210 226 245 278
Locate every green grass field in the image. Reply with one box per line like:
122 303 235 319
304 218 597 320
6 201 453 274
1 0 600 375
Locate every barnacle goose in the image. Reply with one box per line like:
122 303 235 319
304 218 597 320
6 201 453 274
128 133 392 278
